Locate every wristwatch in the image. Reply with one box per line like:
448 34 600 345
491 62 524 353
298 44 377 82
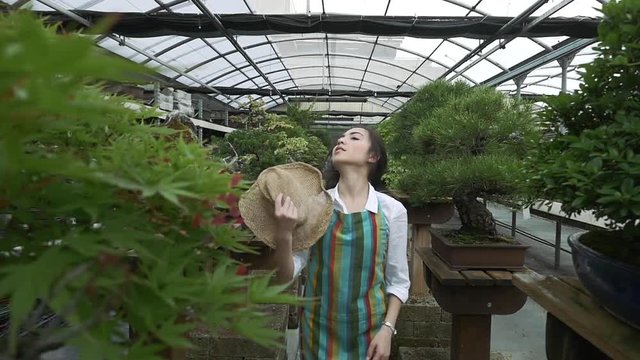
382 321 397 336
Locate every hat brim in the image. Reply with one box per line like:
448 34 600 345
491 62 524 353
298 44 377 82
239 162 334 251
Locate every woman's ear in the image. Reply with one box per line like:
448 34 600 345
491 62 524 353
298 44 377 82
368 152 379 164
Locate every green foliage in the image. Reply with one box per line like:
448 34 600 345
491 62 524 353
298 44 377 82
526 0 640 236
381 80 470 157
212 103 327 180
382 80 539 206
0 12 297 359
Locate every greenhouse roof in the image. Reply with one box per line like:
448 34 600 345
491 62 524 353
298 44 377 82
4 0 604 125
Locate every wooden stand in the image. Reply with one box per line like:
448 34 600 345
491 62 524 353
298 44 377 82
418 247 527 360
513 270 640 360
410 224 431 296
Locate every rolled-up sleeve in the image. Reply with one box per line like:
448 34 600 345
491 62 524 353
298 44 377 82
385 208 410 303
292 249 309 277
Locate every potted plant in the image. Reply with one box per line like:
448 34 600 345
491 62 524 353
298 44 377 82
381 80 541 269
526 0 640 329
0 12 295 359
211 101 327 182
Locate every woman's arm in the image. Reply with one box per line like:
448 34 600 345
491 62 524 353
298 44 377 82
273 193 298 284
383 294 403 329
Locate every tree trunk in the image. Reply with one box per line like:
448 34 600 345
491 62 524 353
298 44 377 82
453 193 497 236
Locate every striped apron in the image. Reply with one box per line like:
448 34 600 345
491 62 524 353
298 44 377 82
301 203 388 359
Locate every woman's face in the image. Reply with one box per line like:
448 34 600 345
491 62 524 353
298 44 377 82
332 127 376 167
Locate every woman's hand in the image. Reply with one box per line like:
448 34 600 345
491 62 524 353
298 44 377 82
274 193 298 236
273 193 298 283
366 327 392 360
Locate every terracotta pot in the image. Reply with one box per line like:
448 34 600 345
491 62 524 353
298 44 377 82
430 229 529 270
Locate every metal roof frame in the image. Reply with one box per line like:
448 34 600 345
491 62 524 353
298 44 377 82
33 0 243 109
169 36 494 86
16 0 603 124
230 65 420 91
190 0 288 105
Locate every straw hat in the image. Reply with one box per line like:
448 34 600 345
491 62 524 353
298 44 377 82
239 162 334 251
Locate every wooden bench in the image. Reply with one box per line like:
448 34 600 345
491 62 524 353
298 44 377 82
418 247 527 360
513 270 640 360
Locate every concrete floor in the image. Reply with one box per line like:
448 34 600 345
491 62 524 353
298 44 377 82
479 202 583 360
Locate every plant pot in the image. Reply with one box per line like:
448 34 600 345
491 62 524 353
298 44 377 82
430 229 529 270
568 232 640 330
393 194 455 225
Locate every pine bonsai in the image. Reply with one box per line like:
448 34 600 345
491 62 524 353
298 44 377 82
381 80 540 238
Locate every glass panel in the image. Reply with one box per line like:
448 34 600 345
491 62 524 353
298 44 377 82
278 80 296 89
516 84 560 96
89 0 158 12
245 44 278 63
248 0 323 14
538 0 603 18
476 0 538 17
531 36 573 49
170 0 250 14
135 36 187 54
280 56 324 76
146 60 181 78
209 39 237 55
367 61 414 81
486 38 549 68
98 37 139 60
399 38 444 59
237 35 269 48
216 73 253 88
273 35 326 57
190 58 240 83
404 73 431 89
363 72 401 90
416 63 446 81
332 68 365 81
387 0 473 16
260 62 287 78
329 38 374 58
324 0 389 15
460 59 503 83
286 67 324 81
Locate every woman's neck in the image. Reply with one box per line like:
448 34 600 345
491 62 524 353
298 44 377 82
337 170 370 213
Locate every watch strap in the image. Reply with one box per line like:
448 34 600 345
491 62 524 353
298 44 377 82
382 321 397 336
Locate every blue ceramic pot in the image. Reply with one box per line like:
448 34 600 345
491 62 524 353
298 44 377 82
568 232 640 329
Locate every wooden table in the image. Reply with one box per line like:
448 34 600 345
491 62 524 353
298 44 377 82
418 247 527 360
513 270 640 360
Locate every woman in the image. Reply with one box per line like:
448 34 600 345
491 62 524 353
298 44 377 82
272 127 410 360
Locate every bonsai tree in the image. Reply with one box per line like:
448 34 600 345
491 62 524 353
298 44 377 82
211 101 328 180
0 12 295 359
526 0 640 266
380 80 540 238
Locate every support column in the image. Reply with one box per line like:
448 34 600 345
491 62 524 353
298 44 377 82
451 314 492 360
557 54 575 94
513 73 529 98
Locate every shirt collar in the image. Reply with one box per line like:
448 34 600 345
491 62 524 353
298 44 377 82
328 183 379 214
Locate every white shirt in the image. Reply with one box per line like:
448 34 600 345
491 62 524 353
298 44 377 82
293 183 411 303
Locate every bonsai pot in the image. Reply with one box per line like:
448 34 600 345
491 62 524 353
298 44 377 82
393 194 455 225
430 229 529 270
568 232 640 330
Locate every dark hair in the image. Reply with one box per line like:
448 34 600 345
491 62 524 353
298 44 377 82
323 127 388 190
